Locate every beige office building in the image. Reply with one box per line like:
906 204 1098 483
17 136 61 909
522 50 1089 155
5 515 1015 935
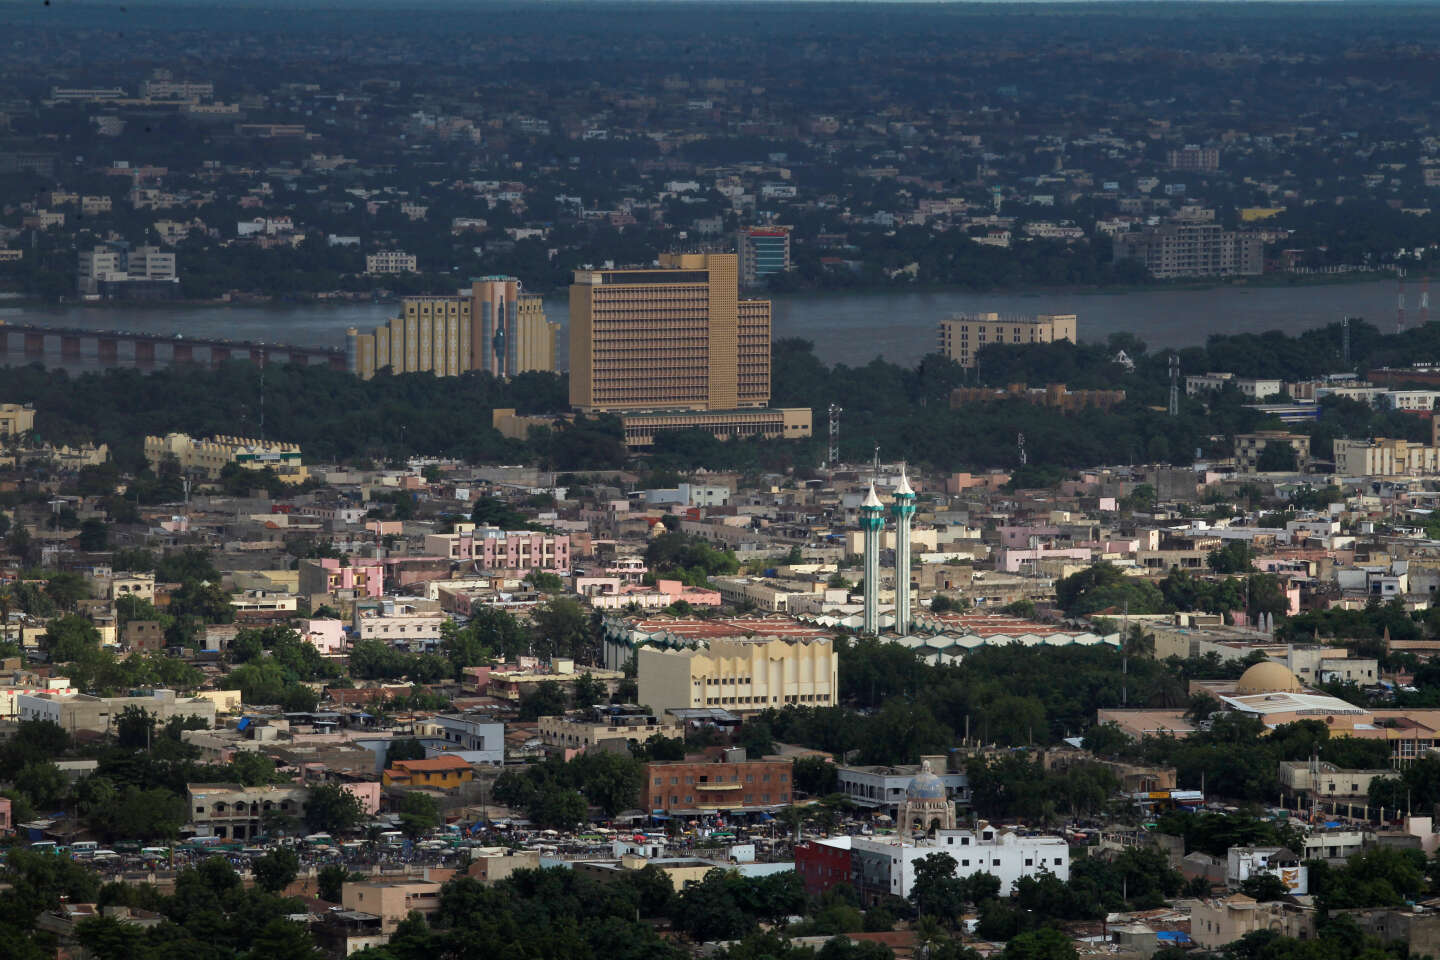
0 403 36 437
937 312 1077 368
637 635 837 717
347 276 557 380
569 253 770 412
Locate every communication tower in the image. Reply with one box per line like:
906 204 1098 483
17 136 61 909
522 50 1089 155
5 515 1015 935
827 403 842 467
1168 353 1180 417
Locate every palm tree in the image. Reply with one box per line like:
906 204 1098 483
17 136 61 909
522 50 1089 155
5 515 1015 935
913 915 950 959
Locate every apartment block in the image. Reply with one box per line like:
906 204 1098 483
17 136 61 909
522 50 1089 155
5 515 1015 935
1168 146 1221 172
641 758 793 814
1233 431 1311 472
1114 223 1262 279
1334 437 1440 477
937 312 1077 368
736 226 792 287
347 277 557 380
187 782 308 841
422 523 571 574
364 251 417 275
143 433 307 483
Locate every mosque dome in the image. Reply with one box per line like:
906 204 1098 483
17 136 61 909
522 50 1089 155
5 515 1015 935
905 761 947 800
1235 661 1303 695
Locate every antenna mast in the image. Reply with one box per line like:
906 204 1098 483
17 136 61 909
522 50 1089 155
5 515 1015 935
1342 316 1351 366
828 403 842 468
1017 432 1027 467
1398 271 1407 334
1168 353 1180 417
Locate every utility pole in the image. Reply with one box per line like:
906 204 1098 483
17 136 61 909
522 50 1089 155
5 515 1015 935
1017 432 1026 467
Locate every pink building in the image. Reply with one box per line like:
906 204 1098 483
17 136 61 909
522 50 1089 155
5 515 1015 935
301 618 347 655
342 781 381 815
298 558 385 599
424 528 570 574
0 795 11 834
996 546 1094 573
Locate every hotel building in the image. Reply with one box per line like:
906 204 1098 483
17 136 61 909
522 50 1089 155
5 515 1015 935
569 252 810 446
937 312 1077 368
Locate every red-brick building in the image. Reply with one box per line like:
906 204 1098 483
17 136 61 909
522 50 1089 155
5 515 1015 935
642 758 792 815
795 837 853 895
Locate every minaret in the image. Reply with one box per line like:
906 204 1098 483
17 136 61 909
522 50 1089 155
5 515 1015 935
860 482 885 635
892 466 916 632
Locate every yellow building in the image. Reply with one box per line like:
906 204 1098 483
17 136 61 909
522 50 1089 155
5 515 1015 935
619 407 811 447
347 276 557 380
0 403 36 438
143 433 308 483
569 252 771 412
936 312 1077 368
1240 207 1285 222
637 635 837 717
380 755 475 789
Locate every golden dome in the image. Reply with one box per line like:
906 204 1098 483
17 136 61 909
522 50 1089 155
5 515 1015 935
1235 661 1303 695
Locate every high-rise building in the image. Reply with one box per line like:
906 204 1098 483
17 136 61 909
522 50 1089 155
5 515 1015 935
347 277 558 380
567 252 811 447
1113 223 1262 280
937 312 1077 368
737 226 792 288
569 252 769 412
1167 145 1220 172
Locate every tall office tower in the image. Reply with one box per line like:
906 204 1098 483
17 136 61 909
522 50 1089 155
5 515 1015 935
736 226 791 288
347 277 555 380
891 469 915 632
860 483 884 636
569 252 770 412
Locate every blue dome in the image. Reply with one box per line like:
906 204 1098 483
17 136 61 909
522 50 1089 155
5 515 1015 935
906 768 947 800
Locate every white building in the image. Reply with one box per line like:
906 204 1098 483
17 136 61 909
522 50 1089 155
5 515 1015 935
1227 846 1307 895
837 761 970 812
1185 373 1283 400
365 251 418 275
850 822 1069 903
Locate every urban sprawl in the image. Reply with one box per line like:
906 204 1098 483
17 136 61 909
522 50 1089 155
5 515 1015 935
5 5 1440 960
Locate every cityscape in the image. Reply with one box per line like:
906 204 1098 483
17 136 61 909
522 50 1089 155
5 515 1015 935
5 3 1440 960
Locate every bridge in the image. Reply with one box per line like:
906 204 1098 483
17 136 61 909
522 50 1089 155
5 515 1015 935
0 320 346 371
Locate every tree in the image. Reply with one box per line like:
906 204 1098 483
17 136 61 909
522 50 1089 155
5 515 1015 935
530 596 596 662
518 680 570 721
42 614 102 663
318 864 355 903
1003 928 1078 960
398 791 440 838
304 783 367 835
231 751 279 786
76 518 109 552
909 852 967 928
1241 873 1291 903
15 760 68 809
45 572 91 611
76 916 145 960
114 705 155 749
253 847 301 893
794 756 839 796
571 671 607 708
387 738 427 762
1256 441 1299 473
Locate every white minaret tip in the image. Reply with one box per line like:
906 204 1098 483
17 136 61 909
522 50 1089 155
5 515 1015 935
895 467 914 497
862 483 883 508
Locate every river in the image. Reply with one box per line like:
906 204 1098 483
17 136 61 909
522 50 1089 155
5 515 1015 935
0 278 1403 371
